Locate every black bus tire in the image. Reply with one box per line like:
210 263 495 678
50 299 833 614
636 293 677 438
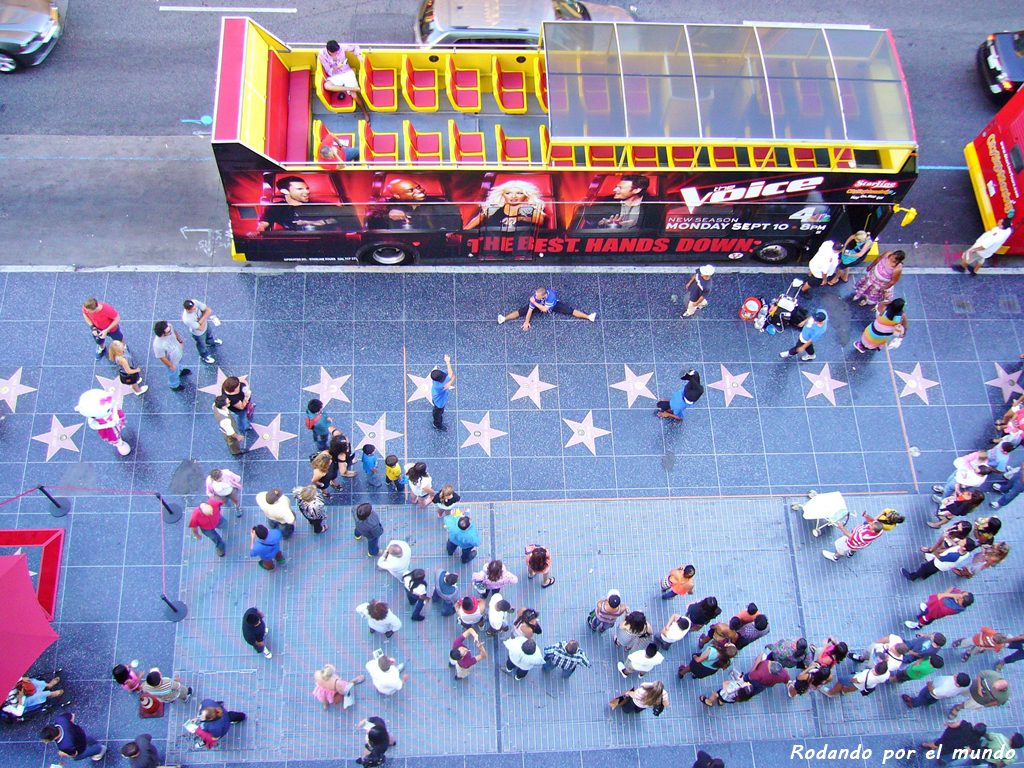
357 243 417 266
752 241 799 264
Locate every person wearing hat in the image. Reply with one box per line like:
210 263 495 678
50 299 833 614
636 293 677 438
588 589 627 633
655 369 704 421
828 230 873 284
956 214 1014 275
779 309 828 361
681 264 714 317
822 509 903 561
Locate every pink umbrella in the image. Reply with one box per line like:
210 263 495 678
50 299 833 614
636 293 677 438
0 554 59 696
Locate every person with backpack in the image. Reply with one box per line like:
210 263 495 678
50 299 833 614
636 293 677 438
304 398 334 451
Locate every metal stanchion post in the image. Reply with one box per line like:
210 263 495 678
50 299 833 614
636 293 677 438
160 593 188 623
156 492 182 524
36 485 70 518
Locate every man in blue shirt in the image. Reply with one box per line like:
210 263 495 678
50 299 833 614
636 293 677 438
780 309 828 361
39 712 106 761
497 286 597 331
249 524 285 570
430 353 456 431
442 511 480 563
656 369 704 421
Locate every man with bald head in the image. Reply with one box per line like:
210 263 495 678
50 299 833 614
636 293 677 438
365 177 461 231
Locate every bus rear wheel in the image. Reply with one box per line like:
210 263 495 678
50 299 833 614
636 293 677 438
753 241 799 264
358 243 416 266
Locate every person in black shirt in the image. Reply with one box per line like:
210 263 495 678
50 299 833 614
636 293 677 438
365 178 461 231
258 176 346 232
356 716 395 766
656 369 705 421
242 607 272 659
921 720 986 763
120 734 161 768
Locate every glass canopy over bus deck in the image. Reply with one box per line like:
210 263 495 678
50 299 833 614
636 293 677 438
540 21 917 173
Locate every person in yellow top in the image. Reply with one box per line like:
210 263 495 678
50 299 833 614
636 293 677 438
660 565 696 600
384 455 406 492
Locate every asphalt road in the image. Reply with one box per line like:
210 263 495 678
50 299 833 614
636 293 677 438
0 0 1019 265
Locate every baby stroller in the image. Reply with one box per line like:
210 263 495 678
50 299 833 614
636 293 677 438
791 491 851 537
1 671 67 723
754 279 810 335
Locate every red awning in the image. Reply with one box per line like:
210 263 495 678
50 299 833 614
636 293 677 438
0 554 59 697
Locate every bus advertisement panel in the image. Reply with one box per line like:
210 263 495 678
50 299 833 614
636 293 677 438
223 167 915 265
965 86 1024 256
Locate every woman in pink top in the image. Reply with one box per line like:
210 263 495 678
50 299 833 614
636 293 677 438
312 664 364 710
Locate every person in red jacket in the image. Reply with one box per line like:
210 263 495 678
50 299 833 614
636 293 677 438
905 588 974 629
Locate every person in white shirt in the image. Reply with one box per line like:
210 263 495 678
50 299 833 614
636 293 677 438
206 468 242 517
212 395 245 456
487 594 513 637
956 215 1014 274
853 661 891 694
377 541 411 580
356 600 402 638
658 614 691 650
618 643 665 678
901 671 972 709
364 654 407 696
850 634 908 673
807 239 841 286
503 637 544 680
256 488 296 539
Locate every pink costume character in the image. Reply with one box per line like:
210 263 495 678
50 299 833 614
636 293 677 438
312 663 362 710
75 388 131 456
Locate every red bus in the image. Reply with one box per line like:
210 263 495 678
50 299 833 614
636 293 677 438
212 18 918 265
965 86 1024 255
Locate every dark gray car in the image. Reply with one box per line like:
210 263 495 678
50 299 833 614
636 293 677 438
0 0 62 73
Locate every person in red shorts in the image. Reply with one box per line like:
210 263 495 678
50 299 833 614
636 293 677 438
81 297 123 360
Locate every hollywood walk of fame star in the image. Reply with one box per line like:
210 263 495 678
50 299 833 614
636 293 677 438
460 412 508 457
302 366 351 407
199 368 249 397
354 413 404 452
0 367 37 413
801 363 848 406
407 372 434 404
94 373 136 408
985 363 1024 403
609 365 656 407
563 410 612 455
895 363 940 405
248 414 298 460
707 364 754 407
509 366 557 409
31 416 83 461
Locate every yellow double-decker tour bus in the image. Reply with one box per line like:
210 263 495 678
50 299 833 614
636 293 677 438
211 17 918 265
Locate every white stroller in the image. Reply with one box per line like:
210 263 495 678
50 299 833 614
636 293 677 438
791 491 850 537
754 278 809 335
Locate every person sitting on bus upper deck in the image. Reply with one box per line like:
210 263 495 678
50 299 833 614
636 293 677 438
318 131 360 166
464 180 547 234
258 176 340 232
319 39 371 122
955 214 1015 275
365 178 461 231
581 174 653 230
828 230 873 285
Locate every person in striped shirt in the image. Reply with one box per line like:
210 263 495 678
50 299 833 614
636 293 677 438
140 668 191 704
542 640 591 678
822 508 904 562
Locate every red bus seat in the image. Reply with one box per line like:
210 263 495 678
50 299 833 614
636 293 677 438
360 54 399 112
540 124 574 166
628 145 660 167
496 125 531 163
586 145 618 167
360 119 400 163
404 120 444 163
449 120 486 163
314 120 356 168
402 55 440 112
446 56 482 112
493 56 528 114
315 61 356 113
284 69 312 163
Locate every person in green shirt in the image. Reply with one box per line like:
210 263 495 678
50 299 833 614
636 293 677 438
951 670 1011 718
979 731 1023 768
893 654 944 683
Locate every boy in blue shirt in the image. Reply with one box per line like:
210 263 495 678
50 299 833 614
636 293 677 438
780 309 828 362
361 443 383 487
430 353 456 431
249 525 284 570
304 399 333 451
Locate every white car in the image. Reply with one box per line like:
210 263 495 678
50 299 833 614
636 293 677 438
416 0 634 47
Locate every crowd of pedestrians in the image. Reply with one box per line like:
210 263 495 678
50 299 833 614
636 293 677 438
29 268 1024 767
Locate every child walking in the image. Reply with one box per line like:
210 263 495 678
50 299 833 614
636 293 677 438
305 398 334 451
362 443 384 487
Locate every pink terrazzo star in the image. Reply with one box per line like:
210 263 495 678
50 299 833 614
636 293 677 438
460 412 508 457
248 414 297 459
0 367 37 413
708 363 754 407
985 363 1024 402
31 416 83 461
802 363 848 406
895 363 940 405
302 366 351 407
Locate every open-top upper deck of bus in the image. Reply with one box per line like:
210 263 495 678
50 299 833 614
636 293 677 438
212 17 917 177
